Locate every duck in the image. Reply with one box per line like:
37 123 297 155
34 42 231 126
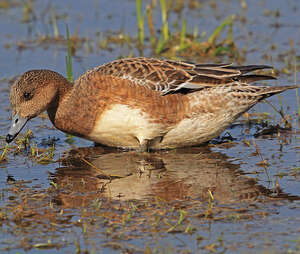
6 57 299 151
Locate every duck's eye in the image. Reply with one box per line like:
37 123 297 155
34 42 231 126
23 92 32 100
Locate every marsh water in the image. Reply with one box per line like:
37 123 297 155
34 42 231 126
0 0 300 253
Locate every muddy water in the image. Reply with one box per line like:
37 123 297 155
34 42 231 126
0 0 300 253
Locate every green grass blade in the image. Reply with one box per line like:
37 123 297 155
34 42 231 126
146 5 156 47
179 18 187 50
207 15 234 45
160 0 169 43
136 0 144 48
155 33 165 55
65 25 73 83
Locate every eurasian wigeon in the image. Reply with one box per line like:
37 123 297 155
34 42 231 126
6 57 299 151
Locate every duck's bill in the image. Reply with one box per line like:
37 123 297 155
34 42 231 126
6 113 28 143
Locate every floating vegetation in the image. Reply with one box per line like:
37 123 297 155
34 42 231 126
0 129 56 165
0 144 8 163
15 34 86 55
6 0 240 62
0 0 20 9
31 144 55 164
0 149 294 252
14 129 34 151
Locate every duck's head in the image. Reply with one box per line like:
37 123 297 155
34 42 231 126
6 70 68 143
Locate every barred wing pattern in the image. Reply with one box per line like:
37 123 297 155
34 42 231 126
94 57 276 95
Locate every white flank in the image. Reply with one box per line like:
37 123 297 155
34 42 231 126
159 112 235 149
88 104 163 148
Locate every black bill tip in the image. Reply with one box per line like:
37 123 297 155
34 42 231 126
6 134 14 144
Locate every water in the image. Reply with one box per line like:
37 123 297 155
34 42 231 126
0 0 299 253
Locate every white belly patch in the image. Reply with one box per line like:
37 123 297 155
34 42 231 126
88 104 164 148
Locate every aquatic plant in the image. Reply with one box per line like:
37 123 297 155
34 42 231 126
65 25 73 82
136 0 145 49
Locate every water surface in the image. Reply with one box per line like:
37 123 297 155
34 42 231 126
0 0 299 253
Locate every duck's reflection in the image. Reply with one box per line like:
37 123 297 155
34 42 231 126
50 146 299 208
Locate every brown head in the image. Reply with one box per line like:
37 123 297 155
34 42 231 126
6 70 71 143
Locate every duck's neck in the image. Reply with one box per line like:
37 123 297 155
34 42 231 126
47 77 73 125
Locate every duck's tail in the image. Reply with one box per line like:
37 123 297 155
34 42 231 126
257 85 300 101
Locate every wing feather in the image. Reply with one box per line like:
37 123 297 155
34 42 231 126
94 57 276 95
